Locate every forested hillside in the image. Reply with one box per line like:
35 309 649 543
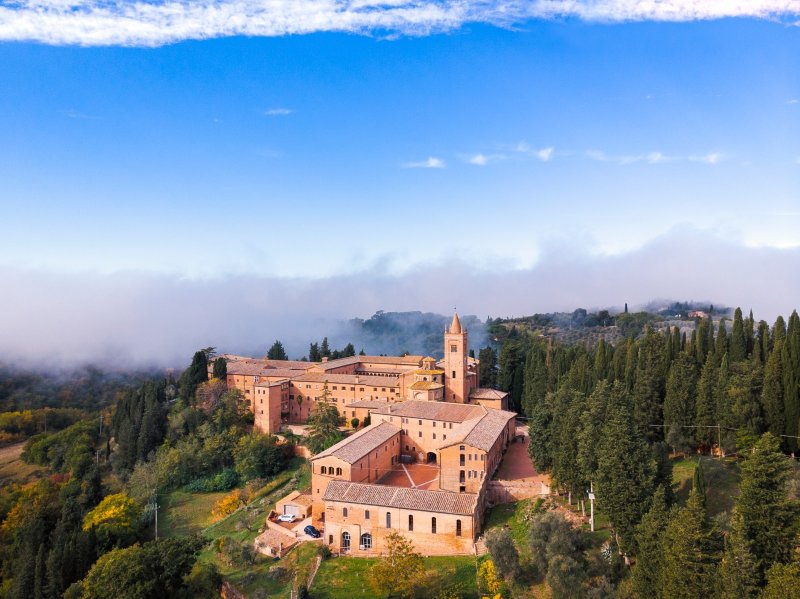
482 306 800 597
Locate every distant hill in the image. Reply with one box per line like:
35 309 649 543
331 310 487 358
486 300 731 346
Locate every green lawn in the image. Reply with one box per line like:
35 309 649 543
312 555 479 599
672 456 740 516
158 458 313 596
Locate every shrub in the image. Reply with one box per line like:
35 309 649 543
211 491 241 521
350 418 359 429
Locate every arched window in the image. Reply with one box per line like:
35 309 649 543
341 532 350 551
431 517 437 533
386 512 391 528
320 466 327 474
360 533 372 550
408 514 413 531
456 520 462 537
336 467 343 476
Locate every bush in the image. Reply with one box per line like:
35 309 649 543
211 491 241 521
350 418 359 429
186 468 239 492
317 544 332 560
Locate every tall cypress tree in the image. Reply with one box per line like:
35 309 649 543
659 485 720 599
782 311 800 452
730 308 748 363
595 382 655 553
593 339 608 383
717 510 760 599
761 341 785 439
631 485 670 599
737 433 800 580
715 320 729 365
715 354 735 453
633 328 666 442
663 352 698 453
694 358 717 452
212 357 227 379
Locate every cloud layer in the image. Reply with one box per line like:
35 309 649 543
1 1 798 46
1 227 797 368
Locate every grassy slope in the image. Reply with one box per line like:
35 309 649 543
160 458 313 597
0 442 45 484
312 555 479 599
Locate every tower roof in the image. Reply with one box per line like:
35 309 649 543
449 312 462 334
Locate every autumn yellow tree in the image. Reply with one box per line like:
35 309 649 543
478 559 504 598
370 532 424 598
211 491 241 521
83 492 141 547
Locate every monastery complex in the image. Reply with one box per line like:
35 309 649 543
218 314 541 556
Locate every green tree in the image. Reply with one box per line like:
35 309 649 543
631 485 669 599
694 358 717 451
305 391 343 454
633 328 666 442
730 307 748 362
80 537 205 599
233 434 287 481
717 511 759 599
761 561 800 599
485 527 521 585
320 337 331 359
478 346 498 388
266 341 288 361
761 340 785 437
211 357 227 380
782 311 800 452
179 351 208 403
736 432 800 579
663 352 697 453
595 382 655 553
369 532 424 598
309 343 321 362
658 485 719 599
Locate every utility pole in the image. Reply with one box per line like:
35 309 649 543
588 481 595 533
154 492 159 540
717 424 722 459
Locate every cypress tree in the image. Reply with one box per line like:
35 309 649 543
658 485 719 599
212 357 227 379
694 358 717 452
715 320 729 365
633 328 666 442
33 544 46 599
595 382 655 553
663 352 698 453
552 396 586 503
737 433 800 579
761 341 785 438
746 309 756 357
624 338 637 391
730 308 747 362
756 320 770 365
691 460 707 509
717 511 760 599
715 354 735 454
267 340 288 360
631 485 670 599
593 339 608 383
178 350 208 402
782 311 800 452
651 442 674 506
577 381 609 487
695 317 712 364
772 315 786 345
320 337 331 358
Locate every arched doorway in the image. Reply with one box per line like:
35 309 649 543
341 531 351 552
426 452 437 464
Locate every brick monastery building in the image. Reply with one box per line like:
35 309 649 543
220 314 519 556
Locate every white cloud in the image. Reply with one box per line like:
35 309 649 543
265 108 293 116
587 149 721 165
788 99 799 104
464 153 505 166
0 1 798 46
402 156 445 169
535 146 554 161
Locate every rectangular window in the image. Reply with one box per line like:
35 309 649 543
343 508 348 517
452 371 456 379
456 520 462 537
365 510 370 519
418 431 422 438
433 433 436 439
450 345 457 353
460 454 465 466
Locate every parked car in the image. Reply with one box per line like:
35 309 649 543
277 514 297 523
304 525 321 538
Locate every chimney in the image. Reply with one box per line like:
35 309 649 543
355 376 360 384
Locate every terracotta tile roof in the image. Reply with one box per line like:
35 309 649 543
292 372 400 387
280 491 313 507
346 400 392 409
441 409 516 451
469 388 508 400
374 400 483 423
409 381 444 391
324 481 478 516
227 360 308 376
312 421 400 464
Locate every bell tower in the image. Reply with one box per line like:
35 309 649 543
444 312 468 403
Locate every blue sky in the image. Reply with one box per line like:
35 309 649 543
0 2 798 364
